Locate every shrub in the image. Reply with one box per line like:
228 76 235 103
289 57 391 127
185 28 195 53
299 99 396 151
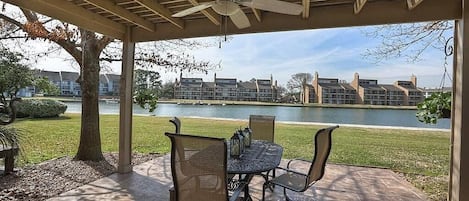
416 92 452 124
15 99 67 118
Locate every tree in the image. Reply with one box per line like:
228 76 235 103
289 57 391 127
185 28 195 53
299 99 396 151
363 21 453 63
134 69 161 112
0 6 215 161
286 73 312 93
160 80 175 99
34 76 60 96
276 85 287 98
0 47 32 124
0 47 57 124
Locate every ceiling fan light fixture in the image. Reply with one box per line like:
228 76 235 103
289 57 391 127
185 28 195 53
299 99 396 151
212 1 240 16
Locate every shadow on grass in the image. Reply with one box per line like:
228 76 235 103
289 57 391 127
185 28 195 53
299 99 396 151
15 116 72 122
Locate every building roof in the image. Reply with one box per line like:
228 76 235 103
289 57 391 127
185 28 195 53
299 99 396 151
317 78 339 83
38 70 61 82
340 83 355 90
215 83 236 88
105 74 120 81
60 71 79 81
238 82 257 89
361 84 385 91
181 77 203 82
396 82 422 92
180 83 202 88
202 82 215 88
318 83 343 89
380 84 402 91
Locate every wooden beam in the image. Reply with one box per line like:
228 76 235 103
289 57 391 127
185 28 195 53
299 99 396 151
133 0 184 29
303 0 310 18
252 8 262 22
187 0 221 25
133 0 461 42
84 0 155 32
118 26 135 174
354 0 368 14
3 0 125 39
407 0 425 10
450 1 469 199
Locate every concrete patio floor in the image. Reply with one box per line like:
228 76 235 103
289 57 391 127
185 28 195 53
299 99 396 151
48 155 428 201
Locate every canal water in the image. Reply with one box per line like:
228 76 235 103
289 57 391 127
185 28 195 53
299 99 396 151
64 102 450 129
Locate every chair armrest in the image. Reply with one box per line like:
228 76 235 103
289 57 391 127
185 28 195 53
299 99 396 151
229 180 248 201
287 158 312 169
275 166 308 177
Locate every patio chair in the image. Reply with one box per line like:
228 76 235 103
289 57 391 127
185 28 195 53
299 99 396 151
249 115 276 181
249 115 275 142
169 117 181 133
262 125 339 201
166 132 246 201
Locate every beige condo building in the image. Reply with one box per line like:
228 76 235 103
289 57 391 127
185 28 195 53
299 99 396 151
303 72 423 106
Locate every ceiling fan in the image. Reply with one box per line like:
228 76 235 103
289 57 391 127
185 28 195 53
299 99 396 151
171 0 304 29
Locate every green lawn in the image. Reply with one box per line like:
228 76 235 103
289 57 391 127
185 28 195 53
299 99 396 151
11 114 450 200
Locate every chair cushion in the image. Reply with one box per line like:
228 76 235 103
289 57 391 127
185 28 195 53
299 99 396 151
270 172 308 192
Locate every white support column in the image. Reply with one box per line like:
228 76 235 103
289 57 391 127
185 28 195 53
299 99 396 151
450 4 469 199
118 26 135 173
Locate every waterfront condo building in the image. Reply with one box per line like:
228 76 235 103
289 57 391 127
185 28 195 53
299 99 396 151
174 73 278 102
21 70 120 97
311 72 356 104
394 75 424 106
303 72 424 106
174 77 203 100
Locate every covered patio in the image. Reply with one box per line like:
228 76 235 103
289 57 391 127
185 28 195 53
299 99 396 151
48 155 428 201
3 0 468 200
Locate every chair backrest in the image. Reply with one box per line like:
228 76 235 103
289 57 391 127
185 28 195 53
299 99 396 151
169 117 181 134
306 125 339 186
248 115 275 142
165 132 228 201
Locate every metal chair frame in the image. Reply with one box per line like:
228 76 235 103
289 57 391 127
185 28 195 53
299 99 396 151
166 132 246 201
262 125 339 201
169 117 181 134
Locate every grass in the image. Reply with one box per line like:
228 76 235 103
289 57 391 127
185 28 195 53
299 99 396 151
10 114 450 200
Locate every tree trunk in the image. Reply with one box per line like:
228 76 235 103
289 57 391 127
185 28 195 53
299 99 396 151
74 31 104 161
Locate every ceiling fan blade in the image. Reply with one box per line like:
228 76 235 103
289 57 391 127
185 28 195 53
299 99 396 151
240 0 303 15
172 2 214 17
229 9 251 29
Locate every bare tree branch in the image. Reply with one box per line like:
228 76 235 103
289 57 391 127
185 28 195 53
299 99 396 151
362 21 453 63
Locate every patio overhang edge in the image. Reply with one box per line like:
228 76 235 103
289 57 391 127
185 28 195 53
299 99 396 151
131 0 461 42
3 0 125 39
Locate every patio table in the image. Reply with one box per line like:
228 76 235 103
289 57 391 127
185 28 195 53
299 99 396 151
227 140 283 201
227 140 283 174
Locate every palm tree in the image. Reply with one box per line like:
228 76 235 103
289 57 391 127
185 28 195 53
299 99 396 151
0 126 21 149
0 103 21 148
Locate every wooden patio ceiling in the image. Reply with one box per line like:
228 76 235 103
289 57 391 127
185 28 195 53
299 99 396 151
3 0 462 42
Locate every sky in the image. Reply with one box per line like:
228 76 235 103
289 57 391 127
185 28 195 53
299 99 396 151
32 25 454 89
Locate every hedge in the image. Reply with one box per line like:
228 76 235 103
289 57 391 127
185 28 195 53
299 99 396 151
15 99 67 118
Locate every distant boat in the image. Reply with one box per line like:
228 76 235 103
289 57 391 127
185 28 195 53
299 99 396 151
103 99 119 104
